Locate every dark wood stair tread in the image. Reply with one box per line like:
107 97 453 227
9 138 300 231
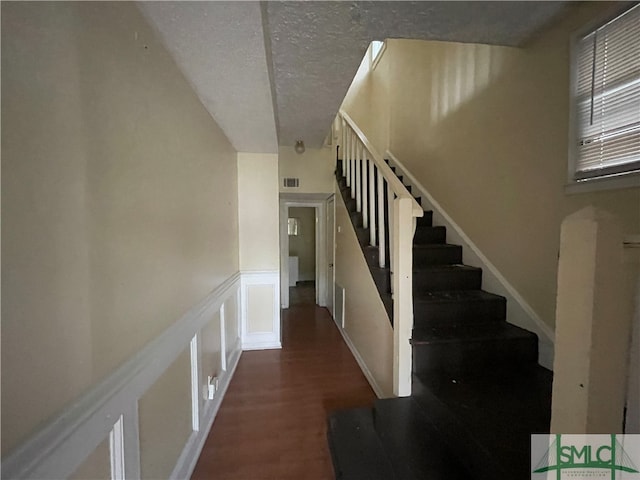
327 408 397 480
413 264 479 273
412 366 552 479
414 289 503 303
412 321 537 344
373 397 471 480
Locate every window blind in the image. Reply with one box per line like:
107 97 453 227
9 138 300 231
574 4 640 181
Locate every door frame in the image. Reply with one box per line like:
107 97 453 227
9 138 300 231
279 193 333 309
326 196 336 318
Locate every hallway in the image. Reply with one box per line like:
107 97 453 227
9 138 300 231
191 285 376 479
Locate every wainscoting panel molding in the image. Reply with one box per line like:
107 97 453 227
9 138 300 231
240 270 282 350
1 272 243 480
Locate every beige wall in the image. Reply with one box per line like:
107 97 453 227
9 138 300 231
288 207 316 282
341 43 391 157
335 189 394 397
237 153 280 271
237 153 280 344
341 2 640 331
139 349 192 480
1 2 239 455
69 437 111 480
279 146 335 194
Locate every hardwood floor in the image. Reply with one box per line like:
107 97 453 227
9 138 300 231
191 286 376 479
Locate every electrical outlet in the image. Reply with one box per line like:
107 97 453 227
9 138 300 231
207 375 215 400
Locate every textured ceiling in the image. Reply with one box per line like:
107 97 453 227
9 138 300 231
265 1 569 148
138 2 278 153
138 1 569 152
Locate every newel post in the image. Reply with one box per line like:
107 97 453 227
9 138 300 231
393 196 414 397
551 206 633 433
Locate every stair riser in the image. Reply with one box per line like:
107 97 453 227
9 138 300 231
372 270 391 293
413 226 446 244
381 294 393 321
413 269 481 291
413 337 538 376
413 298 506 327
345 197 356 212
413 246 462 266
416 212 433 227
350 211 363 228
364 247 380 266
355 227 370 246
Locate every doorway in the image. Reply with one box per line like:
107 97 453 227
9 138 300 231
279 194 334 310
288 207 316 306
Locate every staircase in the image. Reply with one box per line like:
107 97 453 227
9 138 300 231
328 159 553 479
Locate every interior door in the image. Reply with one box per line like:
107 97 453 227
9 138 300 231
326 197 335 317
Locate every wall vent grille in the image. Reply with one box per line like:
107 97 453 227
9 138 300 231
283 177 299 188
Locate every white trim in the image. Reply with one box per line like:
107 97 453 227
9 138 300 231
386 151 555 369
189 335 200 432
240 270 281 350
121 404 140 480
1 272 242 480
370 40 387 71
564 171 640 194
109 416 125 480
279 197 331 309
326 196 336 319
220 303 227 372
169 346 241 480
331 315 384 399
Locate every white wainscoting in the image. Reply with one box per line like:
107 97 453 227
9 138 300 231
1 272 243 480
240 270 281 350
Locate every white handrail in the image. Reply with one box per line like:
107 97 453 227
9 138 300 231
340 110 423 216
337 110 422 397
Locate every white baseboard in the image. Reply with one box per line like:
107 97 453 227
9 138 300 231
331 317 385 399
386 150 555 369
242 340 282 351
170 346 242 480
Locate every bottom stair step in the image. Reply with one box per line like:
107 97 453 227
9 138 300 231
374 397 471 480
412 365 553 480
327 408 397 480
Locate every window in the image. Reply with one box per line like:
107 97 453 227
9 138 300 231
287 218 299 236
370 40 386 70
570 4 640 186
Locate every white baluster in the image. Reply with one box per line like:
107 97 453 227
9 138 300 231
362 156 369 229
377 173 386 268
356 143 362 213
345 123 350 186
387 180 394 293
350 132 356 199
369 161 376 246
341 118 346 179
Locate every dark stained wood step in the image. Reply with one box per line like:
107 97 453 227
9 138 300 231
413 289 506 327
412 366 552 480
327 408 398 480
414 225 446 244
416 211 433 227
412 322 538 376
413 264 482 291
413 243 462 266
373 397 472 480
